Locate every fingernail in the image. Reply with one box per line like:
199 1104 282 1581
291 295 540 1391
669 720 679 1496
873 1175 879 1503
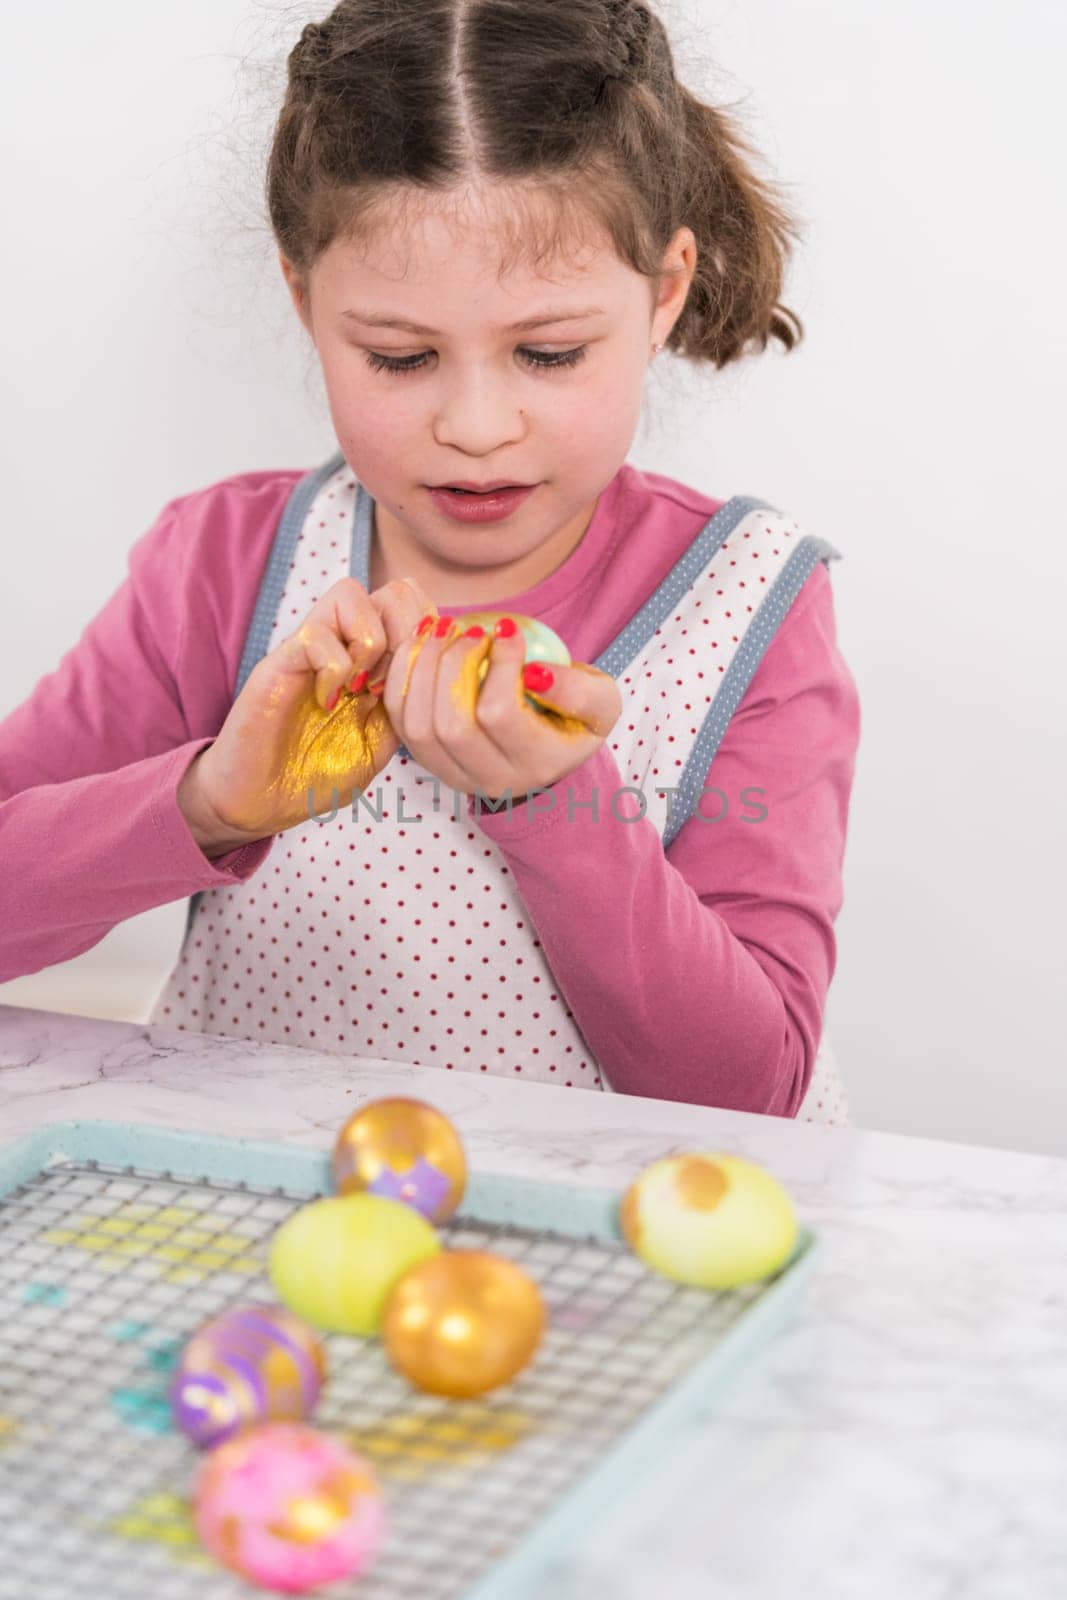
434 615 455 637
523 663 554 693
493 616 518 638
415 614 435 637
325 688 340 711
463 625 486 639
368 678 386 695
347 669 369 694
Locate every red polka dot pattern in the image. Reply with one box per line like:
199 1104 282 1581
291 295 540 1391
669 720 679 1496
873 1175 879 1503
149 464 850 1123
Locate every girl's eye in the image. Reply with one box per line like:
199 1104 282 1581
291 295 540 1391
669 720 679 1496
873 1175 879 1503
364 346 588 377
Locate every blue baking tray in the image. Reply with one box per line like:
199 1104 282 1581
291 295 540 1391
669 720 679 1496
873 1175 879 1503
0 1119 820 1598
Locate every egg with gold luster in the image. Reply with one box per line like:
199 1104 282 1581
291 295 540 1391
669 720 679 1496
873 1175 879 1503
193 1422 386 1593
269 1193 440 1336
170 1303 327 1448
382 1249 547 1399
619 1153 799 1289
331 1097 467 1224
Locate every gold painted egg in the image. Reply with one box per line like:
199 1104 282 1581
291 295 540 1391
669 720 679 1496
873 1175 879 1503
382 1249 547 1399
331 1097 467 1224
619 1153 799 1289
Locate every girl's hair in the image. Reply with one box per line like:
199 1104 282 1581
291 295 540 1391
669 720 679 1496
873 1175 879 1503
266 0 803 368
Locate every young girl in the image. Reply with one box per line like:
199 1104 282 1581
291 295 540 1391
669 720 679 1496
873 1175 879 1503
0 0 860 1123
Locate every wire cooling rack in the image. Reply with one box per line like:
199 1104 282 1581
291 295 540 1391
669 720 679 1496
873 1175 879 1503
0 1121 820 1599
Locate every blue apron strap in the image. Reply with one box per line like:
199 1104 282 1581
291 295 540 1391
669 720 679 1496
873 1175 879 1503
347 480 413 760
580 490 841 850
183 451 346 942
235 450 347 698
592 494 774 677
663 533 842 849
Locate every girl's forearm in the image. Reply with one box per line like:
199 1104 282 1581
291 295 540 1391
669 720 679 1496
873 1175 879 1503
466 744 820 1115
0 739 273 982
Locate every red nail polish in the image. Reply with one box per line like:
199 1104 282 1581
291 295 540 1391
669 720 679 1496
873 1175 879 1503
523 663 554 693
494 616 518 638
347 669 369 694
325 688 340 711
463 625 486 639
415 615 435 637
434 615 455 637
368 679 385 695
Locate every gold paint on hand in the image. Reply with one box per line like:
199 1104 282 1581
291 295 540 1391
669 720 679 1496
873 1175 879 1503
195 676 400 840
259 682 397 821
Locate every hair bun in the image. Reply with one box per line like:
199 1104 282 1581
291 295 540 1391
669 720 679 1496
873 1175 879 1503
290 19 332 84
602 0 652 83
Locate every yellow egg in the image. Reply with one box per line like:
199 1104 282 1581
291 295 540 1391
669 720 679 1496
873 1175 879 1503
332 1098 467 1224
619 1153 799 1289
382 1249 546 1399
269 1194 441 1336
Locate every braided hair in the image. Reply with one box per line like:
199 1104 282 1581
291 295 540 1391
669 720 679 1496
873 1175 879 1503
268 0 803 367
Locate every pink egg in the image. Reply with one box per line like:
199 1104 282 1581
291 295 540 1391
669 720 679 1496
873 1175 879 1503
193 1422 386 1593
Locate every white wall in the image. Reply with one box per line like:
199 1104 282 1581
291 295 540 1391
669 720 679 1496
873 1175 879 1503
1 2 1063 1155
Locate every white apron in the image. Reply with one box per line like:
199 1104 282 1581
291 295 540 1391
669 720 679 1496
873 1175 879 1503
150 452 850 1126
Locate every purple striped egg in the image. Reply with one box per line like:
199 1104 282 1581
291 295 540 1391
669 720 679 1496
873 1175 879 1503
169 1304 327 1449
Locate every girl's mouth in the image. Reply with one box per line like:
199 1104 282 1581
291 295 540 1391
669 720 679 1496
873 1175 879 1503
427 484 539 522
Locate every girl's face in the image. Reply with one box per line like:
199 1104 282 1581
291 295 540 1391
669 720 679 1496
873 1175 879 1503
281 185 695 604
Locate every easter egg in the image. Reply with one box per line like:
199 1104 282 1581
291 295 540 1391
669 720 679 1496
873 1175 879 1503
459 612 570 711
382 1249 546 1399
170 1304 326 1448
193 1422 385 1593
619 1153 799 1289
269 1194 440 1336
332 1097 467 1224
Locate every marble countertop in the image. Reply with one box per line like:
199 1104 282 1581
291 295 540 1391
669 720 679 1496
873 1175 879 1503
1 1002 1064 1600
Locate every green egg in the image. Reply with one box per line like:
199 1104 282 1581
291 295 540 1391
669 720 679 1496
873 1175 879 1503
460 613 571 708
269 1193 441 1336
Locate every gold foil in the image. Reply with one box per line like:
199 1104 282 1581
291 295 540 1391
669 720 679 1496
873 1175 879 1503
253 682 396 821
269 1483 351 1546
400 629 436 700
438 612 584 731
519 691 589 737
369 612 604 743
450 634 495 721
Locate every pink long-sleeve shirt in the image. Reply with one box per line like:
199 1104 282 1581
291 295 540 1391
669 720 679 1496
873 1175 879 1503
0 461 860 1114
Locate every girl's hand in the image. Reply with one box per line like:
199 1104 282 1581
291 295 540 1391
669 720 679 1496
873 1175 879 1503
184 576 438 842
378 615 622 804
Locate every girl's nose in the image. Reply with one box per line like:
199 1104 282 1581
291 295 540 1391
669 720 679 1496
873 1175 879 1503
432 370 528 455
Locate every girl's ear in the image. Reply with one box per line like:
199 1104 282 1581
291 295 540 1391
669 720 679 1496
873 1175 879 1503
278 253 313 337
651 227 698 346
